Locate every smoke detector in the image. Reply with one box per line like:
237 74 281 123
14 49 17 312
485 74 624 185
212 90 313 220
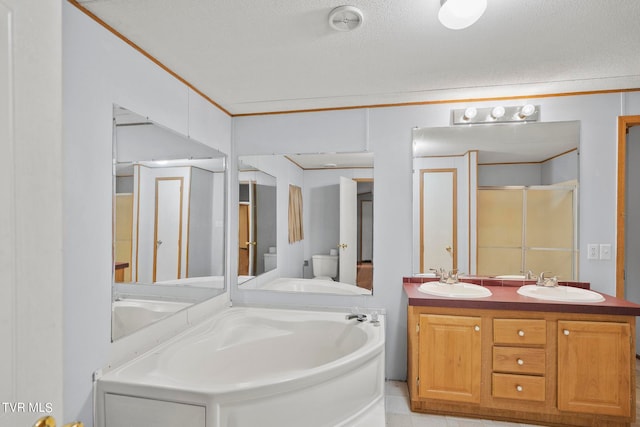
329 6 364 31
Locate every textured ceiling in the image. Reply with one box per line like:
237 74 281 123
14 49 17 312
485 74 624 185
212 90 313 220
75 0 640 115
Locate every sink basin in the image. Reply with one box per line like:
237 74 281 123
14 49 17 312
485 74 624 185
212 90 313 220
418 282 492 299
494 275 527 280
517 284 605 303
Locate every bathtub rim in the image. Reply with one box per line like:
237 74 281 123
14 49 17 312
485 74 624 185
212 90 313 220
98 305 385 397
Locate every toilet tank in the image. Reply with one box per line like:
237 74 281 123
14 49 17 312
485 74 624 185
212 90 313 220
311 254 338 279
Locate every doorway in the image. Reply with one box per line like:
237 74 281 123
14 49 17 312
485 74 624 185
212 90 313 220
153 177 184 282
420 169 457 273
616 115 640 354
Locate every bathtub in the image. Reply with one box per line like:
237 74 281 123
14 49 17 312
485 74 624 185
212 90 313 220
111 299 193 340
259 277 372 295
96 306 385 427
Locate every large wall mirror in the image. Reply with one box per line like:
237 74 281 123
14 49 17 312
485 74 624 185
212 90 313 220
412 120 580 280
112 105 227 341
237 152 374 296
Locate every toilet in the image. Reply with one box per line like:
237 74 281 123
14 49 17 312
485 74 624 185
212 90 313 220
264 253 277 271
311 254 338 280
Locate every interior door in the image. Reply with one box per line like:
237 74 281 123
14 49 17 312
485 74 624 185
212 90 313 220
421 169 456 273
360 199 373 261
339 177 357 284
115 193 133 282
238 203 250 275
625 125 640 353
153 177 183 282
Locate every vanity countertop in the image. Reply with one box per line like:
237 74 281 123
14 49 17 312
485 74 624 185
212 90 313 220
403 277 640 316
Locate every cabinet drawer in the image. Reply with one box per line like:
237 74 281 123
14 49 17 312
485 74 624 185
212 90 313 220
492 373 545 402
493 346 545 375
493 319 546 345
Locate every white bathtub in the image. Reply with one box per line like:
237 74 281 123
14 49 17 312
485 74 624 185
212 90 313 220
111 299 193 340
259 277 372 295
97 307 385 427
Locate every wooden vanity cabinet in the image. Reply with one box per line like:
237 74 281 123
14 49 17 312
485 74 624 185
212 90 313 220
416 314 481 403
557 320 631 417
407 306 636 427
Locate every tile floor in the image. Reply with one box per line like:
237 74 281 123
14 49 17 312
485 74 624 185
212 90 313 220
385 359 640 427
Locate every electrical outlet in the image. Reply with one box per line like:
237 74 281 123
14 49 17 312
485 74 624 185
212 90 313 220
587 244 599 260
599 244 612 260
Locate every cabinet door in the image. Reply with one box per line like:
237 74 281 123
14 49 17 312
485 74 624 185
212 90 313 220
418 314 482 403
557 320 631 417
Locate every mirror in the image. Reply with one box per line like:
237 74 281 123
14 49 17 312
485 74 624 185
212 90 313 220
412 120 580 280
112 105 227 341
237 152 374 295
238 158 277 283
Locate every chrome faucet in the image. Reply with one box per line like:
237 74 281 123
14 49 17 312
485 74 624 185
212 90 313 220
536 271 558 287
346 313 367 322
431 267 462 284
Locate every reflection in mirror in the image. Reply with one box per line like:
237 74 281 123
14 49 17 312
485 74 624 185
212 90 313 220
238 153 373 295
238 159 277 283
112 105 227 340
412 121 579 280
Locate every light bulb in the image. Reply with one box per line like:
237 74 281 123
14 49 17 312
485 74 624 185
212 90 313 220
519 104 536 119
463 107 478 121
491 106 506 119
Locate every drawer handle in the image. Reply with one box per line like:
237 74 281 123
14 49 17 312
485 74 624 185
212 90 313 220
474 325 480 332
517 330 525 337
516 385 523 392
517 358 524 366
563 329 570 336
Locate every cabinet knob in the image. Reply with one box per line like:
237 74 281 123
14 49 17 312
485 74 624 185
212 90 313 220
474 325 480 332
518 330 525 337
516 385 523 392
517 358 524 366
563 329 570 336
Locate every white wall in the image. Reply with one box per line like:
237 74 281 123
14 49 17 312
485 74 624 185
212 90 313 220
233 93 640 381
63 3 231 425
0 0 64 425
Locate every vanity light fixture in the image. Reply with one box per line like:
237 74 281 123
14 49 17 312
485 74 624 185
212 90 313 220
452 105 540 125
438 0 487 30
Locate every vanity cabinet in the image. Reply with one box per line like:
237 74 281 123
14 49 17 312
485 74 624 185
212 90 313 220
557 320 631 417
416 314 481 403
407 304 637 427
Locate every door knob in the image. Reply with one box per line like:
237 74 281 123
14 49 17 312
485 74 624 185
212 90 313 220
445 246 452 253
338 243 348 249
34 416 84 427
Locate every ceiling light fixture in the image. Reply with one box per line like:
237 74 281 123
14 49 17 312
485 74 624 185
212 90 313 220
329 6 364 31
438 0 487 30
